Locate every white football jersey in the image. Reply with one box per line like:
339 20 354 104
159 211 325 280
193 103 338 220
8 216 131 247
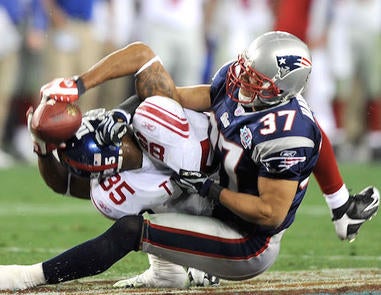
90 153 213 220
90 153 181 220
91 96 214 220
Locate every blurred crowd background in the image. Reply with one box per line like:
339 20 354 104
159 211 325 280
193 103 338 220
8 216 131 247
0 0 380 168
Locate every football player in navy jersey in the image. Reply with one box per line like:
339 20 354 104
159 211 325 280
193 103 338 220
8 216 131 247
0 31 378 291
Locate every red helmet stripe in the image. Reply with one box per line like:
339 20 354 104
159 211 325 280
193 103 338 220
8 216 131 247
62 154 117 172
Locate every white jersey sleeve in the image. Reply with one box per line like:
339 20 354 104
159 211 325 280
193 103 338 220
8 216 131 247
132 96 213 173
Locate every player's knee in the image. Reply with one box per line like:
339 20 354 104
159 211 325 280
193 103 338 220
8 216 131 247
105 215 144 251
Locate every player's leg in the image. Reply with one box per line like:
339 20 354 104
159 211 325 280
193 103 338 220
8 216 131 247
0 215 144 290
115 213 283 287
113 194 218 289
313 125 348 207
112 193 218 289
0 213 282 291
140 213 283 280
113 253 190 288
313 126 380 241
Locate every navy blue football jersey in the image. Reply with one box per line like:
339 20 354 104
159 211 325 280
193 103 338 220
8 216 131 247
209 63 322 235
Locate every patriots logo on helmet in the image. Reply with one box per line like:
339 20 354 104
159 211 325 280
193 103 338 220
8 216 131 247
276 55 312 79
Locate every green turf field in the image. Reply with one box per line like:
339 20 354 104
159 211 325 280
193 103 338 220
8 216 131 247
0 162 380 280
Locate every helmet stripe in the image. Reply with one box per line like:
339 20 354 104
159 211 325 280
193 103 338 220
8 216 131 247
62 154 118 172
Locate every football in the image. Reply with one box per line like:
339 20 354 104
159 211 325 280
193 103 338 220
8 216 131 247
31 100 82 143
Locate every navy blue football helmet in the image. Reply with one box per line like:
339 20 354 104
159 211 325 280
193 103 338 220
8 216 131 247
58 109 124 179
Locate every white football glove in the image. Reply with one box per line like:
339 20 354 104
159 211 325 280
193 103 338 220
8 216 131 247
26 106 57 156
95 109 131 146
39 76 85 103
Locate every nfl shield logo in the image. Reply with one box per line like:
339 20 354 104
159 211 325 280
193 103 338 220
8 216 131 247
240 125 252 149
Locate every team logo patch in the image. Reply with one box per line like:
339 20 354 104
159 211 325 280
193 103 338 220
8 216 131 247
240 125 252 149
261 150 306 173
276 55 312 79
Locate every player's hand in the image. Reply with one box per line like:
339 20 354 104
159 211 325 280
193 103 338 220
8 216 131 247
95 109 131 146
171 169 223 202
40 76 85 103
26 106 57 156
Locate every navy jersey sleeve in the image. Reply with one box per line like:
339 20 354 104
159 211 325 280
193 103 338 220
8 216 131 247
255 140 317 180
251 98 321 181
210 62 232 105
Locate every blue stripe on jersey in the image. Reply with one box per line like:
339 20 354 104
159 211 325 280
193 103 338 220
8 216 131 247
143 220 271 260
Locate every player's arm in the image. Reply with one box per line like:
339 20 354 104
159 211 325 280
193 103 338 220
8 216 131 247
79 40 197 103
219 177 297 228
38 153 90 199
40 42 162 102
134 59 212 111
93 42 212 110
174 171 297 228
175 85 212 111
41 42 212 111
80 42 158 93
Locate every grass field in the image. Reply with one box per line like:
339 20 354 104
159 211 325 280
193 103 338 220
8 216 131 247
0 162 380 294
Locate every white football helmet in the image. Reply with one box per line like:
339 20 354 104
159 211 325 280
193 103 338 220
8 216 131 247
226 31 312 109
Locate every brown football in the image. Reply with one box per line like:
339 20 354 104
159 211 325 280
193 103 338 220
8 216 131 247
31 100 82 143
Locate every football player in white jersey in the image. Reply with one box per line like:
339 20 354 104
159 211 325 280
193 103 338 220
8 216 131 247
24 96 217 289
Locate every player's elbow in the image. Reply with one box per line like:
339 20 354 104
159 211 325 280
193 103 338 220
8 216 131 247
127 42 156 64
241 209 284 229
263 216 285 229
256 206 286 229
258 215 284 229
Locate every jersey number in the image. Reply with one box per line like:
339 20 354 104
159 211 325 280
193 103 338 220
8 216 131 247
100 174 136 205
135 131 165 161
209 114 243 191
209 110 296 190
259 110 296 135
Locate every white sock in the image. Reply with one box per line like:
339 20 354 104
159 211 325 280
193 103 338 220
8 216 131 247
324 184 349 210
23 263 47 288
148 254 186 274
0 263 46 290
